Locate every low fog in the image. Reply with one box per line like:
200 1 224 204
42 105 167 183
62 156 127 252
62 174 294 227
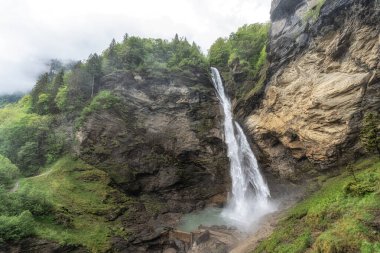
0 0 270 94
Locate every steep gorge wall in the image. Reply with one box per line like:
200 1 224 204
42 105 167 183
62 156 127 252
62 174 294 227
246 0 379 179
75 68 230 251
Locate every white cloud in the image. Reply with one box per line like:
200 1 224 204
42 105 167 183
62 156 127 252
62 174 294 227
0 0 271 94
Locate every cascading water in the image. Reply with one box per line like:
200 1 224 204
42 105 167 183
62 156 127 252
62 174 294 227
211 67 275 231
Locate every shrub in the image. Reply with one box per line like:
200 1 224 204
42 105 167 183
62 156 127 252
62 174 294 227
0 211 35 242
208 38 230 68
55 85 68 111
304 0 326 23
77 90 121 128
0 103 48 174
0 188 53 217
0 155 20 187
208 23 269 79
344 173 378 197
360 112 380 155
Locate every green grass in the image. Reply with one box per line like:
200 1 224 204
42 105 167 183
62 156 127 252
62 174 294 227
253 156 380 253
76 90 121 128
303 0 326 23
18 156 134 252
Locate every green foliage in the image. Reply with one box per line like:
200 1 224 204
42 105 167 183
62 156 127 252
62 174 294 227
0 187 53 217
255 45 267 72
17 156 134 251
102 35 207 75
46 131 66 164
30 69 64 115
0 155 20 188
229 23 269 72
30 73 50 114
0 186 53 243
344 172 378 197
253 157 380 253
360 112 380 154
0 93 23 108
77 90 120 128
304 0 326 23
208 38 231 68
65 64 93 111
208 23 269 74
55 85 68 111
208 23 270 105
0 101 64 174
0 211 35 243
21 34 207 120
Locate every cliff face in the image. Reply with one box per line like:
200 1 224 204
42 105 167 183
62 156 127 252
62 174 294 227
75 68 229 251
246 0 379 179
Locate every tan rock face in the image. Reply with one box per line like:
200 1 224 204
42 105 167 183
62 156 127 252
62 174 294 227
246 1 379 178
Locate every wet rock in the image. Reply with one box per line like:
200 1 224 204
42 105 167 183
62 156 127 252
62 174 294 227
195 230 210 245
163 248 177 253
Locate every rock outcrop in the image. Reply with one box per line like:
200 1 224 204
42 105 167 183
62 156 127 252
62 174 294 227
246 0 379 179
75 68 230 251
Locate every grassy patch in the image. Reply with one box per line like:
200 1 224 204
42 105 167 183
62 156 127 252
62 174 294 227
253 157 380 253
18 156 133 252
304 0 326 23
76 90 121 128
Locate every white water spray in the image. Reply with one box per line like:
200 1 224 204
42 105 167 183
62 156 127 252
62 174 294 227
211 67 275 230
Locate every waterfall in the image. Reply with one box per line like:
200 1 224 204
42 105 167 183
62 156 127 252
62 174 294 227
211 67 275 230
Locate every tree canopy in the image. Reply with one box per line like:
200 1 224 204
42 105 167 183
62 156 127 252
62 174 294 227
208 23 269 76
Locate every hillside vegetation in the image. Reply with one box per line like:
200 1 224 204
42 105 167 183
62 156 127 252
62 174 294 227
208 23 270 112
254 157 380 253
0 34 208 249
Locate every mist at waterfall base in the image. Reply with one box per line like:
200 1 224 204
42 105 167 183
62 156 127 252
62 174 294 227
179 68 277 233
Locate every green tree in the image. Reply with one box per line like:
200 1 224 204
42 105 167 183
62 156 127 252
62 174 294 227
208 23 269 76
65 63 92 111
45 70 65 113
0 93 23 108
55 85 68 111
208 38 230 68
0 155 20 187
360 112 380 155
122 36 146 69
0 103 52 175
86 54 102 97
30 73 50 114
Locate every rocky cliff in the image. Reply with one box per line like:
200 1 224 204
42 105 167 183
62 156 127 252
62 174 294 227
245 0 379 179
75 68 229 251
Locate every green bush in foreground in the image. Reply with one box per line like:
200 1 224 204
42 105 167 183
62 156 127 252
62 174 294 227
0 187 53 217
0 211 35 243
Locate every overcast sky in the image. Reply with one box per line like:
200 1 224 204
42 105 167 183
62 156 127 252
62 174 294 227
0 0 271 94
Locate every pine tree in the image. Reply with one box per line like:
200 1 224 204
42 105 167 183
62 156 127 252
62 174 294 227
49 70 64 113
360 112 380 155
86 54 102 97
30 73 50 113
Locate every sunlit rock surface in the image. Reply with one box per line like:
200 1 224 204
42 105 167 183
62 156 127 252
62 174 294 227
246 0 379 179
